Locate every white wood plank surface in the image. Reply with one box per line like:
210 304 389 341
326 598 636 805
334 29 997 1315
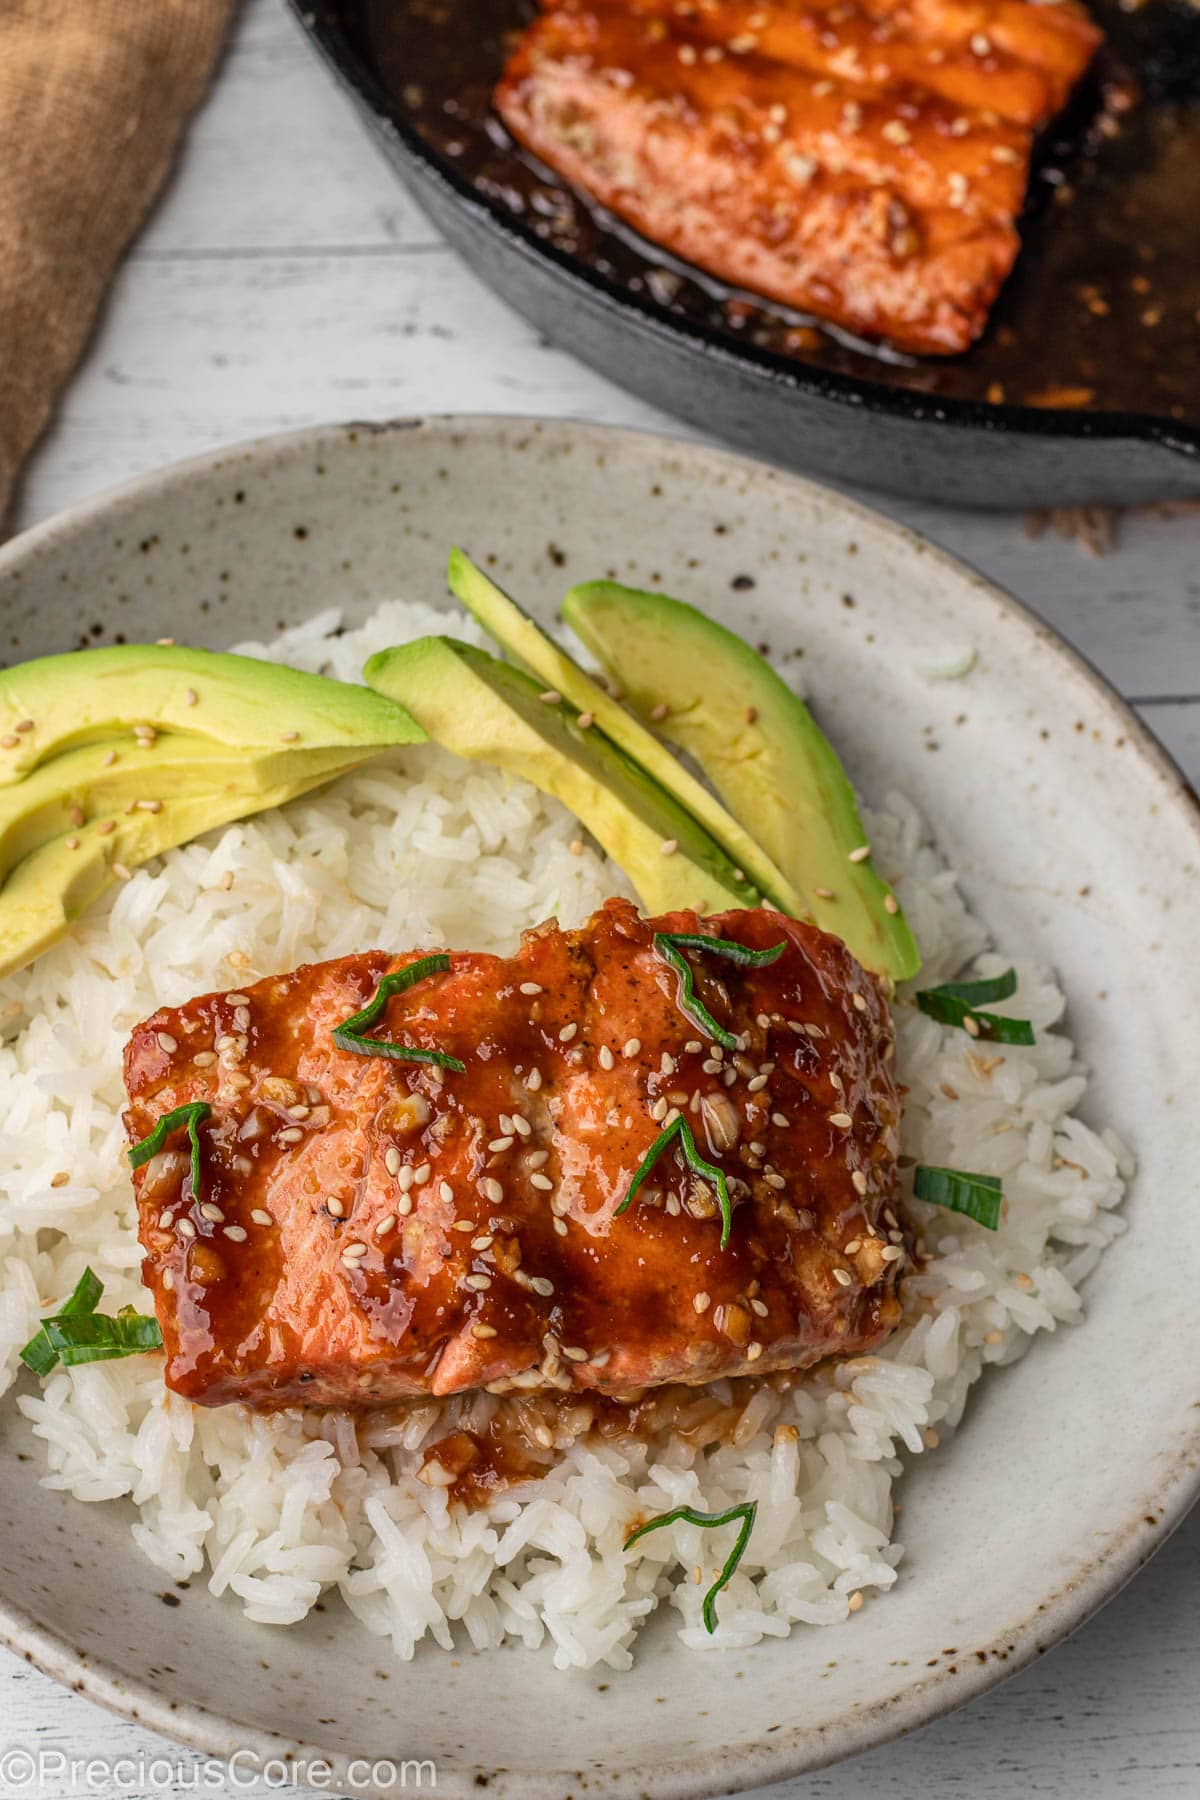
2 1 1198 1795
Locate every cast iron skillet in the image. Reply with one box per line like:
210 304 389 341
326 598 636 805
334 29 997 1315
290 0 1200 507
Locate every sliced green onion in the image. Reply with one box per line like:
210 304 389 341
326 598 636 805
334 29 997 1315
913 1164 1002 1231
915 968 1034 1045
128 1099 211 1199
44 1307 163 1367
624 1501 758 1633
653 932 786 1049
332 954 465 1071
615 1113 733 1248
20 1266 162 1374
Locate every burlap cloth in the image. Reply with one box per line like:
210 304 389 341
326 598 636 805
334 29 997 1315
0 1 237 523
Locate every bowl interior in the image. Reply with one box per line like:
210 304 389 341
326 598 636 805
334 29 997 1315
1 417 1198 1798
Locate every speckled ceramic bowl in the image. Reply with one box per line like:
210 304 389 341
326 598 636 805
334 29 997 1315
1 417 1198 1799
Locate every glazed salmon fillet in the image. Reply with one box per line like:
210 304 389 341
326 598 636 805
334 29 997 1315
125 899 902 1410
495 0 1100 352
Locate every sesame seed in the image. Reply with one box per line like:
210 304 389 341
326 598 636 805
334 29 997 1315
569 839 584 855
747 1073 768 1092
881 1246 905 1263
251 1208 274 1226
702 1059 722 1075
623 1037 641 1058
199 1202 224 1222
471 1234 494 1250
343 1240 368 1258
512 1113 532 1136
851 1171 868 1195
829 1112 853 1129
764 1170 787 1190
489 1135 514 1153
750 1297 769 1317
67 804 85 828
884 895 900 914
660 839 678 856
0 735 17 750
693 1291 711 1314
577 710 595 730
280 731 301 743
65 836 80 850
162 1269 175 1291
848 844 872 862
384 1147 401 1177
397 1164 415 1192
553 1217 568 1236
481 1177 504 1203
746 1340 763 1361
327 1197 346 1218
278 1127 303 1144
650 701 669 721
559 1022 578 1043
970 30 991 52
525 1067 543 1092
111 862 132 882
963 1014 981 1037
103 749 118 766
520 982 543 996
599 1044 615 1071
413 1162 431 1183
538 689 562 704
157 1207 173 1229
845 1238 862 1254
472 1323 498 1339
398 1193 413 1216
848 1591 864 1613
224 1224 248 1243
650 1096 669 1122
561 1344 589 1362
439 1181 455 1203
530 1172 554 1192
453 1218 474 1233
185 687 198 706
833 1268 853 1287
462 1272 490 1292
138 798 163 814
226 993 250 1007
233 1007 251 1032
771 1112 790 1128
526 1149 549 1169
529 1275 555 1297
178 1217 196 1239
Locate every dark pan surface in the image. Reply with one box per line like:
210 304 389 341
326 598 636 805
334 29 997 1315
292 0 1200 505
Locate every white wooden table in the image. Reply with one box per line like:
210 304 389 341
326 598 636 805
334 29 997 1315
3 2 1199 1795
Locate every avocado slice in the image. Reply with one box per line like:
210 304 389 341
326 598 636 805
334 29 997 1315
445 550 801 915
363 636 760 916
0 757 368 978
0 734 369 884
0 643 424 784
561 580 920 982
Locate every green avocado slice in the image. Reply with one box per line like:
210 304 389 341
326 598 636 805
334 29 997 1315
445 549 801 915
561 580 920 982
363 636 760 916
0 734 370 884
0 756 368 979
0 643 424 785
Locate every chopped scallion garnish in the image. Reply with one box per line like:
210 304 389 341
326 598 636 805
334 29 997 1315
653 932 786 1049
332 954 465 1071
624 1500 758 1633
913 1165 1002 1231
915 968 1033 1045
19 1267 162 1374
128 1100 211 1199
615 1113 733 1248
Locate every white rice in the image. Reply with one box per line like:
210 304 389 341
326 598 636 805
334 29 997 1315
0 601 1131 1669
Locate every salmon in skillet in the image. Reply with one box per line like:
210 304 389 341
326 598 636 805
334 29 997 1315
495 0 1100 353
125 898 902 1410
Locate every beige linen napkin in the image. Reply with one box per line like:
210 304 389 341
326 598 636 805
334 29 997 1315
0 0 237 522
